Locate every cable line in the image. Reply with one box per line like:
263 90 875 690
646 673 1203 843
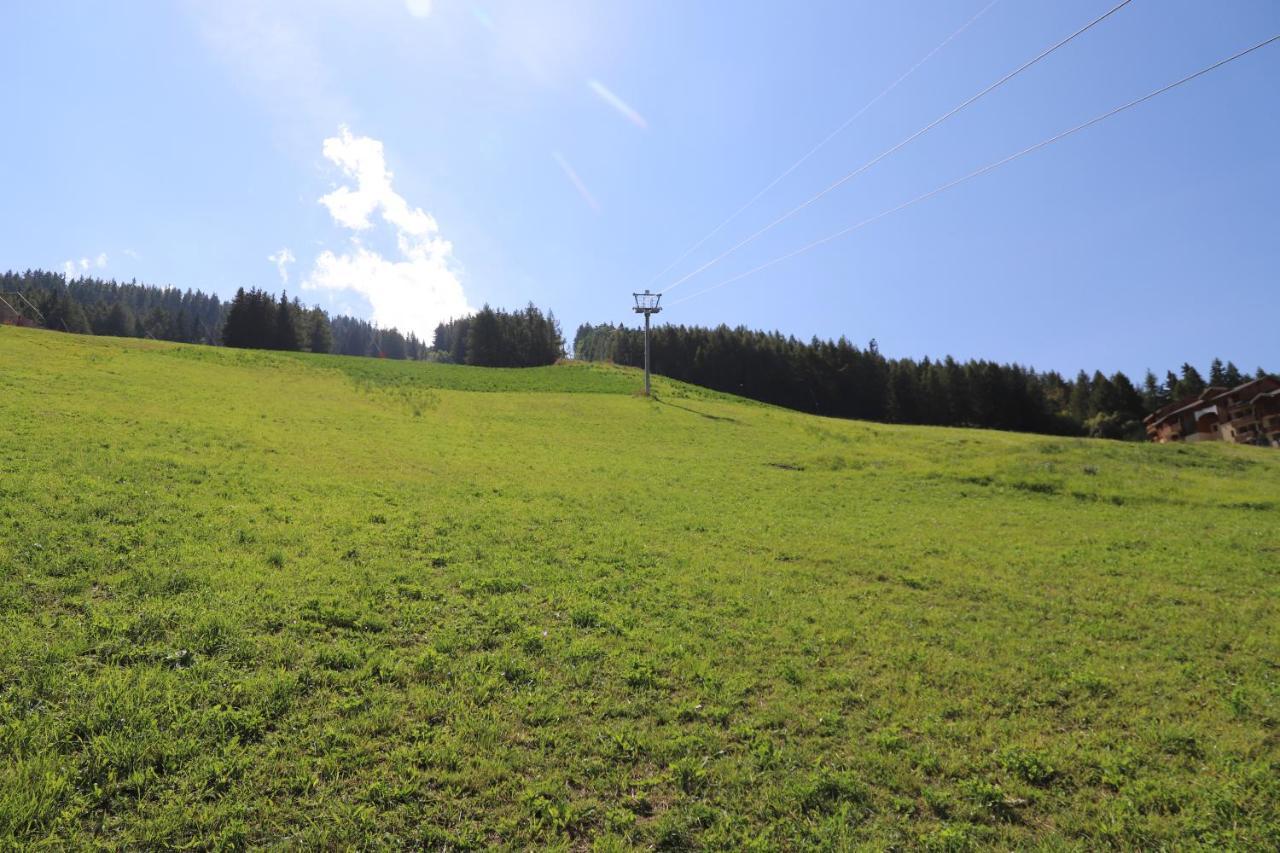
659 0 1135 295
667 33 1280 309
641 0 1002 291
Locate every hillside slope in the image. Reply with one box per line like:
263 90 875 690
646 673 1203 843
1 326 1277 849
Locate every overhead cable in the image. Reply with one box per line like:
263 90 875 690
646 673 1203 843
667 33 1280 308
660 0 1136 295
641 0 1003 290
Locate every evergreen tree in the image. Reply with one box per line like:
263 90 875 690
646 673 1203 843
105 301 137 337
1069 371 1092 423
45 289 91 334
382 331 406 360
943 356 969 425
1179 363 1206 397
306 307 332 354
174 309 191 343
1141 370 1165 412
465 306 502 367
272 292 300 351
223 287 278 349
1209 357 1226 386
886 361 919 423
141 306 172 339
1088 370 1119 416
1110 372 1144 418
222 288 253 348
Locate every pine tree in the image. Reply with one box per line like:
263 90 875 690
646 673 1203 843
1141 370 1165 412
1179 363 1206 397
450 317 470 363
306 307 332 354
222 288 250 347
1069 371 1092 422
141 307 171 339
886 361 919 423
465 305 501 367
273 292 299 351
1089 370 1119 416
56 291 91 334
1209 358 1226 386
1110 372 1145 420
382 331 406 360
105 301 137 337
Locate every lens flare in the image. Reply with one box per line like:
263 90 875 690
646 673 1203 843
552 151 600 214
468 2 494 30
587 79 648 130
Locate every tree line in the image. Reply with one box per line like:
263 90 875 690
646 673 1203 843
7 269 1271 438
5 270 561 364
2 269 225 343
4 270 432 360
574 322 1274 439
432 303 564 367
219 287 432 358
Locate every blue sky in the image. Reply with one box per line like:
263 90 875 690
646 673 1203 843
3 0 1277 377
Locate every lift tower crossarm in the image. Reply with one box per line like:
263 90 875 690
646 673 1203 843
632 290 662 396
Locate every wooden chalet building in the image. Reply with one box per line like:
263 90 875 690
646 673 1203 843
1144 377 1280 448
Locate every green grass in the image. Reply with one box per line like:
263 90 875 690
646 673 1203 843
1 325 1277 849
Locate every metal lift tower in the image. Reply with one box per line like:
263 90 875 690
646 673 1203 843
632 290 662 396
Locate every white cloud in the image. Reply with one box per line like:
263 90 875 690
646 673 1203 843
268 248 296 285
318 130 436 237
305 126 471 338
404 0 432 18
62 253 108 279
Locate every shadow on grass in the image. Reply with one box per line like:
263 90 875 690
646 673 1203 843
654 395 739 424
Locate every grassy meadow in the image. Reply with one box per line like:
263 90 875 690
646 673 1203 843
1 325 1277 849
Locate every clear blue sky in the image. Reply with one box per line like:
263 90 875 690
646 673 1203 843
3 0 1277 378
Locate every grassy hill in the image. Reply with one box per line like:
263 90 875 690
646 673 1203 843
1 325 1277 849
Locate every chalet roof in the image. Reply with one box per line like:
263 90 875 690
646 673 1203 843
1145 387 1227 425
1247 387 1280 405
1220 376 1279 397
1146 377 1280 428
1146 392 1212 424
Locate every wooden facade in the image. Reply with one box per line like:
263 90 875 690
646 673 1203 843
1143 377 1280 448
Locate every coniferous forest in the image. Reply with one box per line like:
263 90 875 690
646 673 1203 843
573 322 1274 440
431 304 564 368
4 270 432 361
3 269 1272 440
2 270 225 343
